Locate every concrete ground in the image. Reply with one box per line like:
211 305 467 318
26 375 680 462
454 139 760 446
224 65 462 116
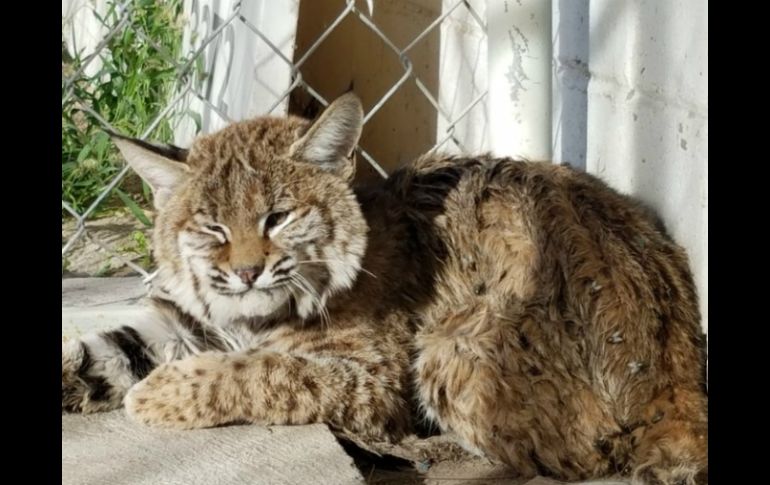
63 277 629 485
63 411 363 485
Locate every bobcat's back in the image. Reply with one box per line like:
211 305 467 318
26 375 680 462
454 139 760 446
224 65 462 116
359 154 707 481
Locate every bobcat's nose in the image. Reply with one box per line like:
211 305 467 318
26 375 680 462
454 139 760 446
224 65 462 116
234 265 263 285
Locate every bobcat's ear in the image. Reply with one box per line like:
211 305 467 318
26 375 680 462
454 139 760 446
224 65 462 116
290 92 363 181
109 132 191 209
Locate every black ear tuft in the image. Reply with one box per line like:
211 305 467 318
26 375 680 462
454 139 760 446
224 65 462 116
105 130 189 163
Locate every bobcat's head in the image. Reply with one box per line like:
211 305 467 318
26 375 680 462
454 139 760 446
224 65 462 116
113 93 367 326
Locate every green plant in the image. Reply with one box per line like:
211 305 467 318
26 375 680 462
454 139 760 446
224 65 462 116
62 0 187 219
118 229 153 270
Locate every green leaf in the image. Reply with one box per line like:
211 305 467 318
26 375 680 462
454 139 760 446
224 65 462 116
76 145 92 162
92 131 111 158
142 180 152 203
115 189 152 227
187 110 202 133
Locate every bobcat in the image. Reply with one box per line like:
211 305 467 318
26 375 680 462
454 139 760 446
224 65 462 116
62 93 708 484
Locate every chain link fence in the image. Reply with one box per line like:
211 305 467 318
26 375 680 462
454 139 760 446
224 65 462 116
62 0 489 278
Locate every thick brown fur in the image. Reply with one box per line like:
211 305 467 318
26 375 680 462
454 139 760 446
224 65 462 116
63 94 707 484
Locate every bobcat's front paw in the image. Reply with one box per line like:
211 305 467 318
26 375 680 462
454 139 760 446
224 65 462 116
125 353 236 429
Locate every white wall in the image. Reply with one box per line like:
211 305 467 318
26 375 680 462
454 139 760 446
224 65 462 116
62 0 110 78
173 0 300 146
437 0 490 155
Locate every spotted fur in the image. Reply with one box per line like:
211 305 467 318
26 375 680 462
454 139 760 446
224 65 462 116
63 93 707 484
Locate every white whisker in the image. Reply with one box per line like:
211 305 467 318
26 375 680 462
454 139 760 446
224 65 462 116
290 273 331 329
289 275 324 327
297 259 377 279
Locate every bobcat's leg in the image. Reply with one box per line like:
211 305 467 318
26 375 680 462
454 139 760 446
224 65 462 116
586 277 708 483
624 312 708 485
414 307 615 482
124 328 412 440
591 276 708 484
